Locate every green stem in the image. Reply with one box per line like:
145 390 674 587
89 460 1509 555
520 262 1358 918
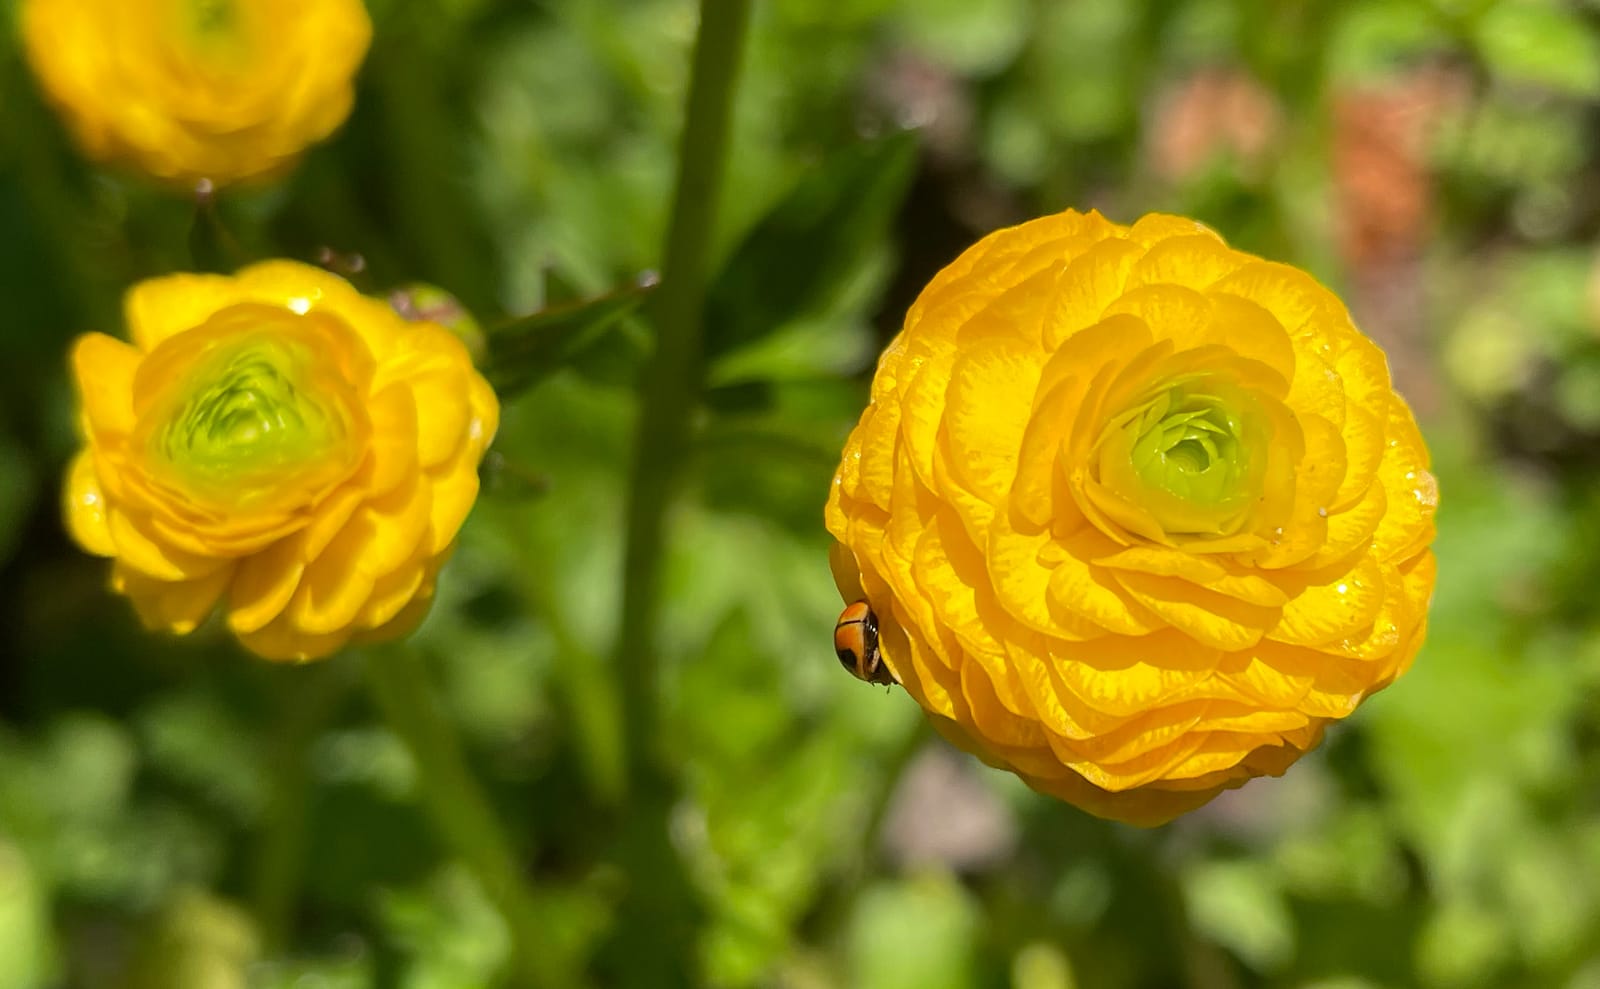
596 6 752 984
363 645 566 988
251 661 349 953
616 0 753 790
523 556 626 807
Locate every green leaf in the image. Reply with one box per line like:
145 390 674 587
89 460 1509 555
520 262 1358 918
1182 860 1295 973
1476 3 1600 98
123 890 258 989
0 842 52 989
847 874 977 989
485 275 656 397
893 0 1031 75
703 130 919 362
1328 1 1448 82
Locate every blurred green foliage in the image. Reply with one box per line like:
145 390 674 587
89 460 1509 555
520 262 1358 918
1 0 1599 986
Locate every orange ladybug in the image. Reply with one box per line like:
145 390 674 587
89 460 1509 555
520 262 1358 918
833 600 896 686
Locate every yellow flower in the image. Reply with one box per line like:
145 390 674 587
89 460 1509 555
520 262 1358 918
21 0 371 186
826 210 1437 826
63 260 499 661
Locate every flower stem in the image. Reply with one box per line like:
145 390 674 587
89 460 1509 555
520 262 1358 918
615 0 753 790
362 645 567 988
251 661 349 953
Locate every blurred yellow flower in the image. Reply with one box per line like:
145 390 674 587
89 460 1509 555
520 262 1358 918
21 0 371 186
64 261 498 661
827 210 1437 826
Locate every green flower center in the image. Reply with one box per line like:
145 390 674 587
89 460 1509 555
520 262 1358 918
137 306 368 513
1098 380 1266 536
158 340 333 481
190 0 237 34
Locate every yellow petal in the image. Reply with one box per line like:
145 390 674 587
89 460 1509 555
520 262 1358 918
941 333 1040 505
285 551 376 638
378 329 475 467
910 512 1018 699
237 614 353 662
1094 545 1290 608
1043 238 1144 350
356 552 432 630
107 507 227 582
959 650 1048 749
987 508 1097 639
361 383 420 498
1370 397 1437 563
1125 232 1243 291
1214 646 1317 709
1044 530 1162 636
1284 344 1346 432
339 472 434 579
115 561 234 634
828 539 866 603
877 596 964 722
1021 767 1226 826
1212 261 1343 337
425 453 481 556
226 535 308 635
123 274 240 351
1126 213 1214 245
1050 630 1221 718
1116 571 1278 651
1010 378 1075 530
354 575 439 647
1333 403 1384 511
895 336 958 496
233 260 368 323
71 333 141 437
930 431 996 554
1269 555 1386 648
1313 479 1386 569
63 452 116 557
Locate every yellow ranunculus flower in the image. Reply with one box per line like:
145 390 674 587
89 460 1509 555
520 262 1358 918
64 261 499 661
21 0 371 186
827 210 1437 826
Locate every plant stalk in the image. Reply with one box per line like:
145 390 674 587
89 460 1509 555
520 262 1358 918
363 645 567 988
615 0 753 788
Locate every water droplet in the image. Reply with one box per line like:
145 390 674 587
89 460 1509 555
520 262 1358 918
1410 470 1439 508
1336 582 1349 595
1317 506 1328 518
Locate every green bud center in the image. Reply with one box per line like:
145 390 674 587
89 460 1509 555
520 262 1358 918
159 340 330 480
137 307 368 513
190 0 236 34
1098 380 1265 536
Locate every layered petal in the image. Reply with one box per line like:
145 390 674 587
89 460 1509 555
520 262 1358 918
826 209 1436 825
63 260 498 662
21 0 371 186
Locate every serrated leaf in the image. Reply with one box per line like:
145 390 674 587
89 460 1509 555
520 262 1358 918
485 276 656 397
704 130 919 361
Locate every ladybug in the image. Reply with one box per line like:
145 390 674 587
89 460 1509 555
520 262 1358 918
833 600 896 686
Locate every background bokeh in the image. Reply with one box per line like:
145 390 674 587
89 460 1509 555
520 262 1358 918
2 0 1599 986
